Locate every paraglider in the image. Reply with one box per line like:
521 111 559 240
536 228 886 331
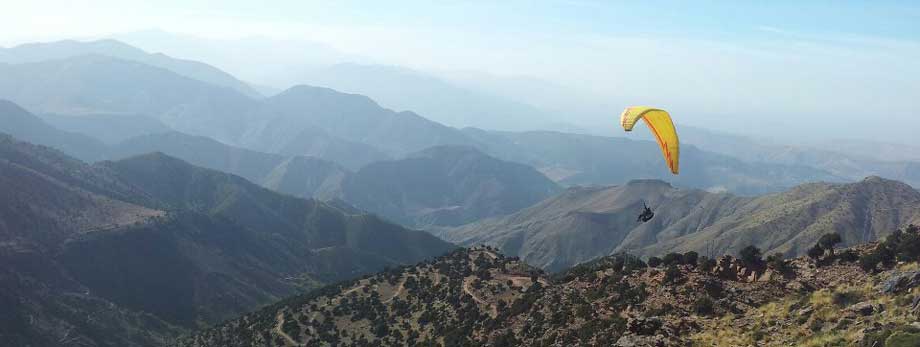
637 203 655 223
620 107 680 175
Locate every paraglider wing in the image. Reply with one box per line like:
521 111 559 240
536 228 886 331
620 106 680 174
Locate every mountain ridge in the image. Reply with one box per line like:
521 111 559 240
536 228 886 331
440 177 920 271
0 134 455 345
0 39 260 97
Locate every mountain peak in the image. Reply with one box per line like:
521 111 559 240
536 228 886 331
862 175 892 184
270 85 382 111
625 179 673 188
845 175 917 193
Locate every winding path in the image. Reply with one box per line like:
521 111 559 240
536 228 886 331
462 277 496 317
383 276 408 303
274 312 300 346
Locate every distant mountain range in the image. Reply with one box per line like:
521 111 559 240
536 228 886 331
0 103 556 228
1 40 914 196
679 126 920 188
291 63 557 131
438 178 920 271
0 134 453 345
0 39 260 97
40 112 173 144
0 99 109 161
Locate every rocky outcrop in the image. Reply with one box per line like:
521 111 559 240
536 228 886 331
845 302 885 317
881 270 920 294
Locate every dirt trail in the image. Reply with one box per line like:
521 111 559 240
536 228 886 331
462 277 496 317
273 312 300 346
383 276 409 303
342 283 365 296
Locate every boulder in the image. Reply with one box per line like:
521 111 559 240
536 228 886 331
846 302 884 316
912 296 920 315
785 280 814 292
881 271 920 294
615 334 668 347
627 317 663 336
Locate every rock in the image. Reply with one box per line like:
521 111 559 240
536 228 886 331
833 317 855 330
797 307 814 316
912 295 920 314
846 302 884 316
615 334 668 347
881 271 920 294
745 271 757 283
627 317 663 336
786 280 814 292
760 269 776 282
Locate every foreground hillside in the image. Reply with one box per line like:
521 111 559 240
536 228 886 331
440 178 920 271
0 135 454 346
177 226 920 347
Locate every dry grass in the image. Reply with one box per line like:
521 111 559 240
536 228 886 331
690 272 919 347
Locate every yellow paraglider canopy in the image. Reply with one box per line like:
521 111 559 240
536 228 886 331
620 106 680 174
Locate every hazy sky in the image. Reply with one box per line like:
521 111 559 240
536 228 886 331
2 1 918 142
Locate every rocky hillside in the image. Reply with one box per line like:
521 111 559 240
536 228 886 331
0 135 454 346
439 178 920 271
176 226 920 347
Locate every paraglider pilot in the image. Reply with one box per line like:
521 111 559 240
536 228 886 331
637 203 654 223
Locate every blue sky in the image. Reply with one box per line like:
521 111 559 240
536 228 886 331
1 0 918 141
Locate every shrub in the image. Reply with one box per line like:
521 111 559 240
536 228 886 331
766 253 789 272
884 331 920 347
831 290 862 307
682 251 699 266
662 252 683 266
663 265 682 284
693 297 715 316
838 249 859 263
818 233 843 254
647 256 662 268
698 257 716 272
739 245 763 267
807 244 824 260
859 253 878 272
893 229 920 262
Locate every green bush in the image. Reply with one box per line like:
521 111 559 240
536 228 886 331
885 331 920 347
838 249 859 263
739 245 763 267
818 233 843 253
698 257 716 272
766 253 789 272
807 244 824 260
663 252 683 266
693 297 715 316
663 265 682 284
859 225 920 272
